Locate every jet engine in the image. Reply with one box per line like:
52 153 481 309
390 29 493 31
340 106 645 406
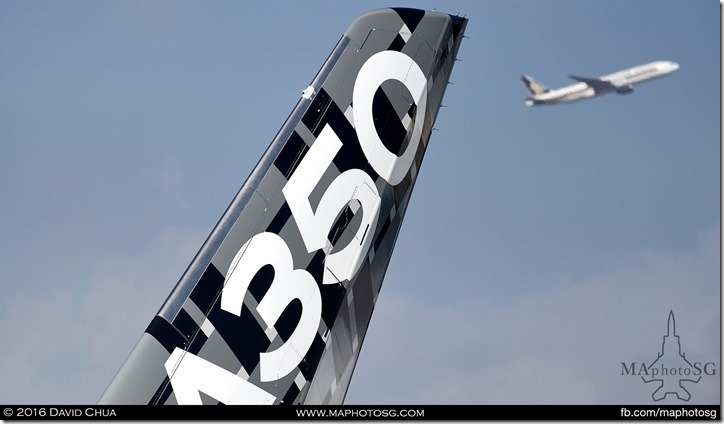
615 84 634 94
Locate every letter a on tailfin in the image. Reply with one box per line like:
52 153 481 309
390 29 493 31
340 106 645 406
99 8 467 405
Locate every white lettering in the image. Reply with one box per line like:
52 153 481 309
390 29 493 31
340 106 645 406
164 347 275 405
282 125 380 285
221 232 322 382
353 50 428 185
168 49 426 405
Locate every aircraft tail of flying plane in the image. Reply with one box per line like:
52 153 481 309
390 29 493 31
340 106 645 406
98 8 467 405
522 60 679 106
520 75 550 96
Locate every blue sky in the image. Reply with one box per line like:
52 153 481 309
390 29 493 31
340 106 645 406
0 0 719 404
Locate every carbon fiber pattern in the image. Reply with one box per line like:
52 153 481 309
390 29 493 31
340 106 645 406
99 8 467 405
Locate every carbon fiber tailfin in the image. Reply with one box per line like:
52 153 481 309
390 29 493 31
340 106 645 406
99 8 467 405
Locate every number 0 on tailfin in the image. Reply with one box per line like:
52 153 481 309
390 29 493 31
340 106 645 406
99 7 467 405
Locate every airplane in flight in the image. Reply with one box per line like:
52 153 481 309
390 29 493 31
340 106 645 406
98 8 467 405
521 60 679 106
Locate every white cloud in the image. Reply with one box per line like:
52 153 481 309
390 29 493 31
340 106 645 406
346 225 720 404
0 226 206 404
0 223 717 405
145 154 192 219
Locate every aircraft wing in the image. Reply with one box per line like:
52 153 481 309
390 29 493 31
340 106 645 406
568 75 617 92
98 8 467 405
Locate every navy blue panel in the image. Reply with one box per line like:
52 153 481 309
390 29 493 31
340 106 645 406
149 377 173 405
248 264 274 304
320 281 346 330
300 334 326 381
282 382 301 405
273 131 309 179
307 90 339 139
373 86 409 156
304 250 326 286
392 8 425 33
189 264 224 317
274 299 303 342
146 316 187 354
187 331 208 356
173 308 199 340
209 300 271 374
388 34 406 52
266 202 292 235
314 96 381 182
327 204 353 245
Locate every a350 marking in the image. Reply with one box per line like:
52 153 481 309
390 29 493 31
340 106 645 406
165 50 428 404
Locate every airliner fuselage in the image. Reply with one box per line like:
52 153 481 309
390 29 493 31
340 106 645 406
521 61 679 106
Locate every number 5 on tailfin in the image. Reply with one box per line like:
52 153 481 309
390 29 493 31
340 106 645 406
99 8 467 405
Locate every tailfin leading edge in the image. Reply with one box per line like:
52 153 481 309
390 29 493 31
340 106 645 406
99 8 467 405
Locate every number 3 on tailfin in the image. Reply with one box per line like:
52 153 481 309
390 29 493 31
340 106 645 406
99 8 467 405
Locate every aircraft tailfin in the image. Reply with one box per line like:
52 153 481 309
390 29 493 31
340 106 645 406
98 7 467 406
520 75 550 96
